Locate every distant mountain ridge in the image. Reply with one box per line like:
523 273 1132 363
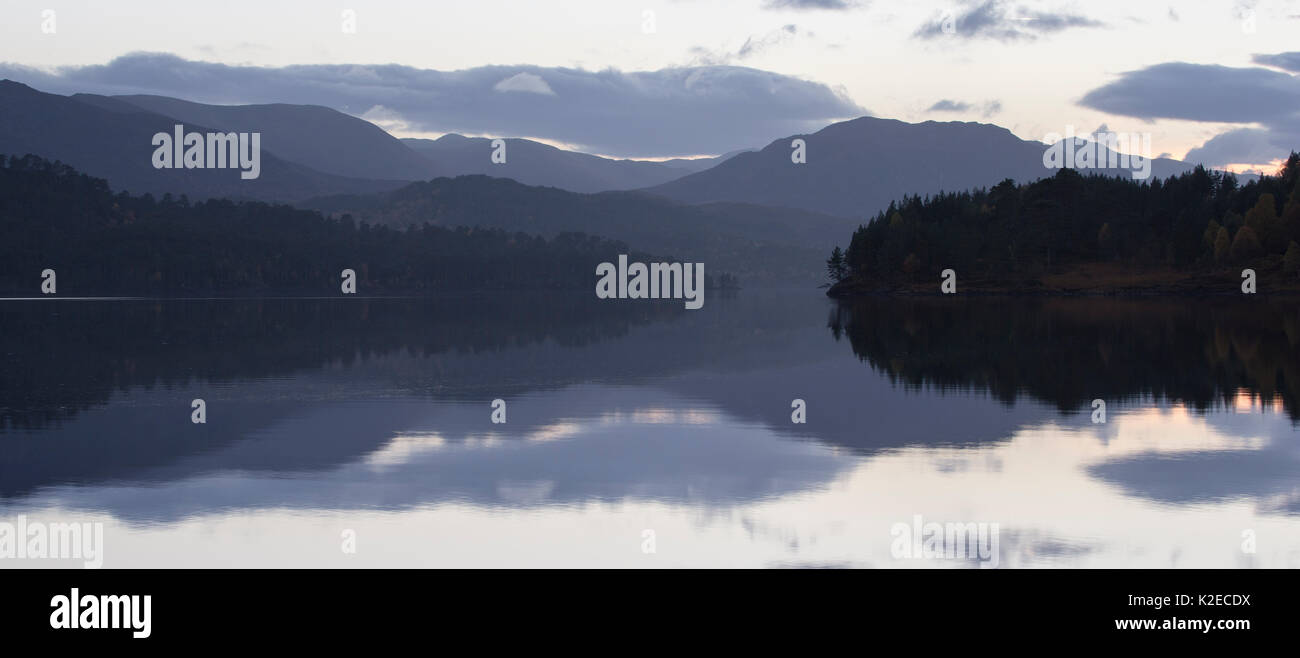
1 78 1218 216
97 94 441 182
302 175 854 285
0 80 405 202
2 78 746 198
400 135 734 193
647 116 1203 219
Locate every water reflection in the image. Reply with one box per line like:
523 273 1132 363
1 294 1297 567
827 296 1300 418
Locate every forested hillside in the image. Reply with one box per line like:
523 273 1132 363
0 154 674 296
828 153 1300 294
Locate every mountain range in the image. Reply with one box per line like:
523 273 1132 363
647 117 1200 218
0 80 412 202
0 77 1239 286
90 93 442 182
0 80 741 201
0 78 1213 216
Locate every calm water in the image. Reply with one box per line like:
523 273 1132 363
2 293 1298 568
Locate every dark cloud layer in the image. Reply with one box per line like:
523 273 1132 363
0 53 865 158
915 0 1103 42
928 99 973 112
1080 62 1300 124
927 98 1002 117
1253 51 1300 73
1184 128 1285 168
1079 60 1300 167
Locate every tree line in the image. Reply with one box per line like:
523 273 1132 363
0 154 738 296
828 153 1300 290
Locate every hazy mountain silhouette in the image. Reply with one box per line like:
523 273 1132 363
3 78 749 198
661 151 750 173
303 175 854 284
0 80 406 202
647 117 1199 218
91 94 441 181
68 92 741 191
401 135 738 193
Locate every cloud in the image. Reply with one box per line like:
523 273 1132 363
914 0 1104 42
1252 52 1300 74
691 24 809 65
1079 63 1300 125
927 98 1003 117
928 99 973 112
1184 128 1285 168
739 24 802 58
0 53 865 158
1079 61 1300 167
493 72 556 95
762 0 864 9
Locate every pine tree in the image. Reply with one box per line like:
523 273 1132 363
826 246 849 283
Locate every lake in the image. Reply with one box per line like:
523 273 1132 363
2 292 1298 568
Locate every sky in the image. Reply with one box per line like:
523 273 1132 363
1 0 1298 169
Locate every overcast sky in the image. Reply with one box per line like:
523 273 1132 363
2 0 1298 168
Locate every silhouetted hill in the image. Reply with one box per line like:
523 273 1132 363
648 116 1198 218
92 94 440 181
402 134 732 193
0 154 664 295
303 174 856 285
0 80 407 202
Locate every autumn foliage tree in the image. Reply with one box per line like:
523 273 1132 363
1230 225 1264 263
1213 226 1231 264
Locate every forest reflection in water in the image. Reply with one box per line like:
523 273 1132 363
0 293 1296 567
